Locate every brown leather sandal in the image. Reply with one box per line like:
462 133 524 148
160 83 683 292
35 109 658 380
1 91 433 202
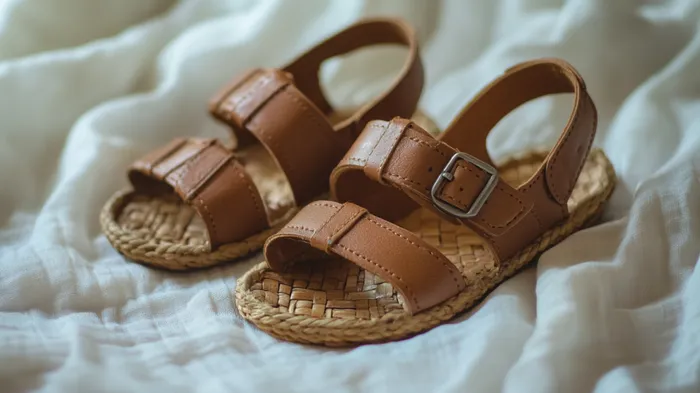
100 18 433 270
236 59 617 346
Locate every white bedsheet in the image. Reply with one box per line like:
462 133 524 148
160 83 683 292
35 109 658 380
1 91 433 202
1 0 699 392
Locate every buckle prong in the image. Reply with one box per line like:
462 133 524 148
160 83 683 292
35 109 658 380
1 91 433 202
430 152 499 219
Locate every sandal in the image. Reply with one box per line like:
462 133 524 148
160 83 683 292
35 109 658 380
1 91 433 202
235 58 617 346
100 18 431 270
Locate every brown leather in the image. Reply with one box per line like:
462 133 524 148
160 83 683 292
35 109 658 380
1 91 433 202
126 18 424 249
265 201 466 313
279 18 424 134
210 67 342 204
208 17 423 204
331 58 596 260
264 58 597 314
129 138 268 248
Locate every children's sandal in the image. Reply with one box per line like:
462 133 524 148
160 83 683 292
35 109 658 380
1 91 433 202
236 58 617 346
100 18 433 270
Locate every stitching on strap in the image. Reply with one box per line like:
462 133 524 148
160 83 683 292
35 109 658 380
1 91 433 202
240 77 291 126
172 151 203 192
366 217 462 293
225 73 274 120
385 172 431 192
145 138 187 173
521 171 543 192
376 123 407 180
347 157 368 164
308 202 340 209
164 140 215 186
405 136 448 158
329 208 365 243
286 225 315 233
233 162 266 226
197 197 217 245
379 123 404 179
365 122 388 175
313 206 342 243
212 69 259 114
184 153 232 201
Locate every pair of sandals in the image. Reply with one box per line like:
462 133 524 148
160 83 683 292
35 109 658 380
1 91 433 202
101 18 616 346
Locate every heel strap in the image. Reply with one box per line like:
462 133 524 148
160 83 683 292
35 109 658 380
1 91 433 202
281 17 424 136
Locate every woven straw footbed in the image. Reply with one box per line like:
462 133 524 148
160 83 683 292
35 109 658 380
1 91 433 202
100 111 436 270
235 148 616 346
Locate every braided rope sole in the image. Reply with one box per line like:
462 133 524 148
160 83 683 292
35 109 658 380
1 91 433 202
235 149 616 346
100 111 437 270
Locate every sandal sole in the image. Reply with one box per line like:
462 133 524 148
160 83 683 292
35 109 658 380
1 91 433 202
235 149 616 345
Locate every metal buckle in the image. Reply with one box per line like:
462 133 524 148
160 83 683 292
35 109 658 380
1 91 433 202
430 152 498 218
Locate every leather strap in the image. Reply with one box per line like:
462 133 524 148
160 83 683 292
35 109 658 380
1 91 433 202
282 17 424 135
208 17 423 205
129 138 268 248
264 201 466 314
126 17 424 249
331 59 597 262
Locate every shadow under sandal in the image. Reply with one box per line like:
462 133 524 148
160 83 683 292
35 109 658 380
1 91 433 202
100 18 430 270
236 58 617 346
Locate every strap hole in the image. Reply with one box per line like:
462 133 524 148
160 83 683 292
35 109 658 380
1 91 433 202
459 187 464 192
428 166 433 173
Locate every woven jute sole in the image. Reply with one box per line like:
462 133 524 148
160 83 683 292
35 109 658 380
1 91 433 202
235 148 616 346
100 111 437 270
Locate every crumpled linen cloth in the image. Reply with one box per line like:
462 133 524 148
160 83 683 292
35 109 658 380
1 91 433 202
0 0 699 392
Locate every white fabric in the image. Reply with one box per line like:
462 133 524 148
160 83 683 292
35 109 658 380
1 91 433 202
1 0 699 392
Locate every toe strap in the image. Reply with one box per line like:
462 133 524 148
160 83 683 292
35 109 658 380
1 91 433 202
128 138 269 249
264 201 466 314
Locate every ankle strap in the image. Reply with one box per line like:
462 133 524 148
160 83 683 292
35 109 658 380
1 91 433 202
281 17 423 136
439 58 595 203
330 59 597 262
